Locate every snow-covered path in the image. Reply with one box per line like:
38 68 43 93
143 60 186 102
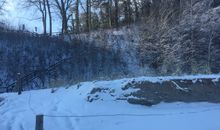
0 76 220 130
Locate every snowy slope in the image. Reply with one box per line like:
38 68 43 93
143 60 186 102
0 75 220 130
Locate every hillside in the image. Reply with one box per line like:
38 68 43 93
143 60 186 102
0 31 129 89
1 0 220 90
71 0 220 75
0 0 220 130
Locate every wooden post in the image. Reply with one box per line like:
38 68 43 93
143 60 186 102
35 115 44 130
17 73 22 95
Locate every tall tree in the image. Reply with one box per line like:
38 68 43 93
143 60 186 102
107 0 112 28
54 0 73 34
127 0 132 24
42 0 47 34
75 0 80 33
114 0 119 28
86 0 91 32
46 0 52 36
133 0 139 22
123 0 132 24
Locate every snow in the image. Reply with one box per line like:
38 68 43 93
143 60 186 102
0 75 220 130
171 81 189 92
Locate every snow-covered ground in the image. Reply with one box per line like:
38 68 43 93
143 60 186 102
0 75 220 130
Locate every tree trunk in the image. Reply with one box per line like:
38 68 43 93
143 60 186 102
86 0 91 32
42 14 47 35
124 1 129 24
43 0 47 34
39 0 47 35
127 0 132 24
62 0 68 34
114 0 119 28
133 0 139 22
62 14 68 34
75 0 80 33
108 0 112 28
46 0 52 36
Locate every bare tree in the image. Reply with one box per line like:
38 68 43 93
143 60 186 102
54 0 73 34
25 0 47 34
0 0 6 14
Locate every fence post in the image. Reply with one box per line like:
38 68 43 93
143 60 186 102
17 73 22 95
35 115 44 130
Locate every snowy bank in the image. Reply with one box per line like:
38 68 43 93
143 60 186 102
0 74 220 130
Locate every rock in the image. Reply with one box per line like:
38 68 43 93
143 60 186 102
0 97 4 103
126 78 220 106
87 96 93 102
76 83 82 89
87 88 115 102
90 88 102 94
127 98 154 106
211 0 220 8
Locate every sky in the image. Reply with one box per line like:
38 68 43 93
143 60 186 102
0 0 60 33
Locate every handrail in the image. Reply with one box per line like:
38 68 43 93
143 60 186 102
0 57 73 93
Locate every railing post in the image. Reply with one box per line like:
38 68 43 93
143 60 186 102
17 73 22 95
35 115 44 130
